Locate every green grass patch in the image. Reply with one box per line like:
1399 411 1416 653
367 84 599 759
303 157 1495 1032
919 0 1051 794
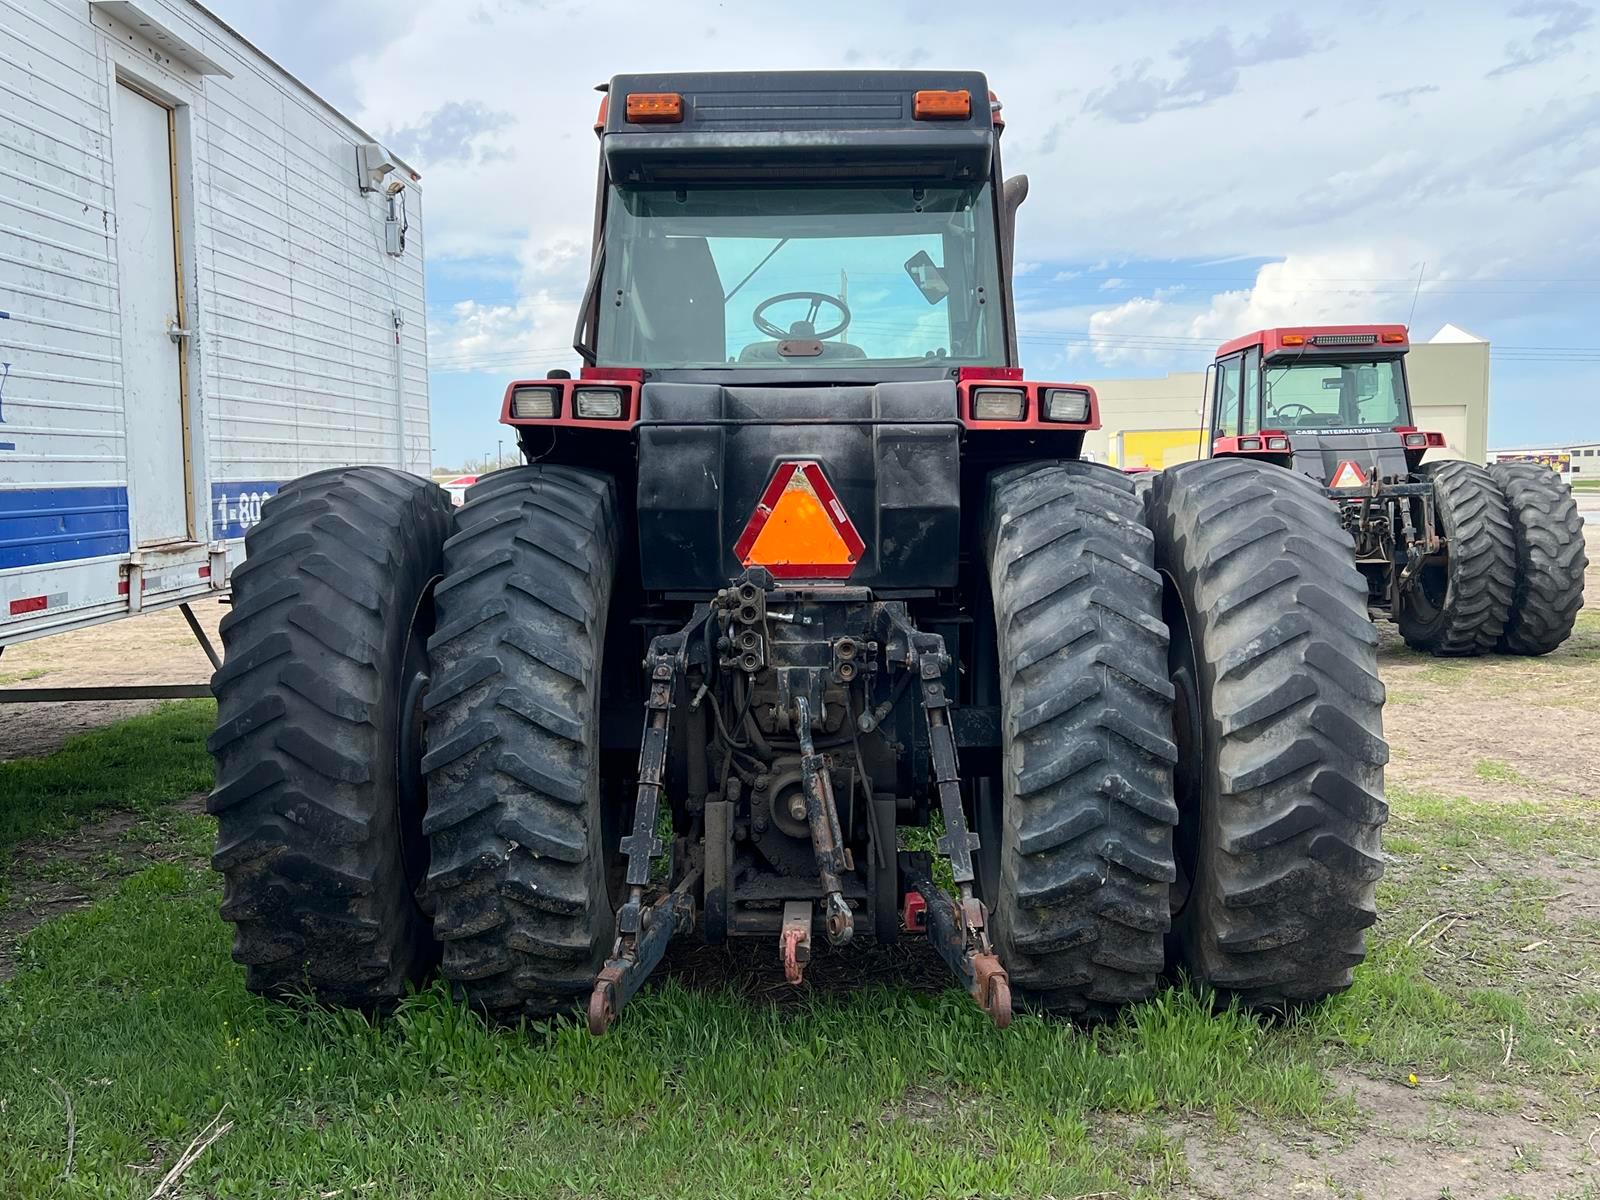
1317 785 1600 1123
0 700 214 862
1385 785 1600 856
0 667 48 686
3 706 1599 1196
1473 758 1531 786
0 863 1335 1200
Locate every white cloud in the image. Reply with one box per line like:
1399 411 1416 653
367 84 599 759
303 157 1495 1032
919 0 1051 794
1487 0 1595 77
1083 15 1330 124
1086 248 1430 364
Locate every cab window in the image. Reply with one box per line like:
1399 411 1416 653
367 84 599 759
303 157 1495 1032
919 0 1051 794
1212 354 1241 439
1261 358 1411 430
1240 348 1261 435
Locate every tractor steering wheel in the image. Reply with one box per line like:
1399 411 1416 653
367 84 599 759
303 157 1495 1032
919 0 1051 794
1269 402 1317 422
753 291 852 341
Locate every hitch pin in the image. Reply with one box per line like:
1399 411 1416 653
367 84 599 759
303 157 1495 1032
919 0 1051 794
689 683 709 711
766 610 811 625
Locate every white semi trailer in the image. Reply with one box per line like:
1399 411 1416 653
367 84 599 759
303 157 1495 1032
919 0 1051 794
1 0 430 665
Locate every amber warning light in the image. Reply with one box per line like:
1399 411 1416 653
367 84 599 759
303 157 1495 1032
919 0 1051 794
734 462 866 580
625 92 684 123
913 89 971 120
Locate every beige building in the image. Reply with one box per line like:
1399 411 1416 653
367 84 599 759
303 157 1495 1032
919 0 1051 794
1077 326 1490 468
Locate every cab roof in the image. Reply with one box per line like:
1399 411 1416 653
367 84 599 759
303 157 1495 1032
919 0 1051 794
1216 324 1410 359
598 70 997 186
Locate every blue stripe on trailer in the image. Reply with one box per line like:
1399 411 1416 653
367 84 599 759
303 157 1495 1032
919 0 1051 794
210 481 286 540
0 487 131 569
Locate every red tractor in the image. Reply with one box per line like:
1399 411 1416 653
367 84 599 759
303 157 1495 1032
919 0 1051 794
207 74 1388 1031
1202 326 1586 655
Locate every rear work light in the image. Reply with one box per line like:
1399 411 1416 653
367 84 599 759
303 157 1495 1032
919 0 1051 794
1042 387 1090 422
1266 435 1290 450
913 89 971 120
574 386 624 420
1402 432 1428 448
972 387 1025 421
625 92 683 123
1239 437 1262 451
510 385 558 419
1311 333 1377 347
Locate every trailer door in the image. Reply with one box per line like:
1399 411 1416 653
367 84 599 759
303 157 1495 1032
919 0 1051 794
112 83 191 545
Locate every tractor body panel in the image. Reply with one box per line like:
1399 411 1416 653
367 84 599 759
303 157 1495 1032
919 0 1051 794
1290 431 1414 489
636 381 961 592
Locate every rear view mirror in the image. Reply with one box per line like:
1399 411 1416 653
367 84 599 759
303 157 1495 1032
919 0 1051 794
904 250 949 304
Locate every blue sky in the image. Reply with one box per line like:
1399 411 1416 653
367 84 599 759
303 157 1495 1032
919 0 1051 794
209 0 1600 467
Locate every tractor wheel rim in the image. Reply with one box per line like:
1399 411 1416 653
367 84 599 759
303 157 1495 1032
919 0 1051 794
395 576 438 903
1162 569 1204 919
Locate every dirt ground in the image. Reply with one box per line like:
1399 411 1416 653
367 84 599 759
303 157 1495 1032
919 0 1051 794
0 598 224 760
1180 1071 1599 1199
1380 522 1600 808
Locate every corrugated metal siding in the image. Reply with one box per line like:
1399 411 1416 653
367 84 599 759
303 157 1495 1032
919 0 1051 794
189 34 431 489
1 0 429 642
0 0 122 498
0 0 429 513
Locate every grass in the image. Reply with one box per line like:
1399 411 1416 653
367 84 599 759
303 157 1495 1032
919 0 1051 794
1473 758 1532 786
0 701 214 861
2 711 1598 1197
0 667 49 686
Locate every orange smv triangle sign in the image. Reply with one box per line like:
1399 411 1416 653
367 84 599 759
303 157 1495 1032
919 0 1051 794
1329 460 1369 489
734 461 866 580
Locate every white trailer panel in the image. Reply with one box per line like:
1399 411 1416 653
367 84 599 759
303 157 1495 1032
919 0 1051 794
0 0 430 648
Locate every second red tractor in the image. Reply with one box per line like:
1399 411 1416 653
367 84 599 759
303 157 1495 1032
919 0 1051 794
1200 325 1586 656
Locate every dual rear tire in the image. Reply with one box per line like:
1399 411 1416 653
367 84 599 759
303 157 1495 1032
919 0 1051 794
208 467 451 1003
210 464 618 1016
984 458 1389 1012
1398 460 1585 657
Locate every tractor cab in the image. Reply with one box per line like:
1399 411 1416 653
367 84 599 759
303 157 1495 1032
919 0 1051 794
581 76 1013 376
1205 325 1444 487
202 72 1407 1044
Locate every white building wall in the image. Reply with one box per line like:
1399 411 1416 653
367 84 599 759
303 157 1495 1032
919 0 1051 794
0 0 429 645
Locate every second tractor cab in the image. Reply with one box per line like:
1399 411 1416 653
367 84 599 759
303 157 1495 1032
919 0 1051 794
1204 325 1585 656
